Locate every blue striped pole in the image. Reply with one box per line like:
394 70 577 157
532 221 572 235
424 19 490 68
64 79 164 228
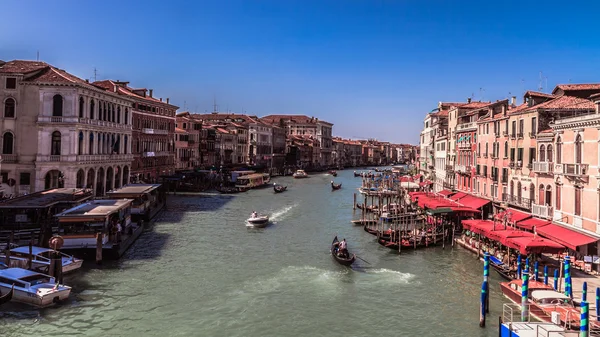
479 280 487 327
517 255 522 279
596 288 599 321
483 252 490 314
525 257 530 273
583 281 588 302
553 270 559 290
521 268 529 322
534 261 539 282
581 301 589 337
543 265 548 285
565 256 572 299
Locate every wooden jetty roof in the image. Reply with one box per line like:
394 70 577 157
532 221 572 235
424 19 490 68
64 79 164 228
0 188 93 209
55 199 132 219
107 184 161 197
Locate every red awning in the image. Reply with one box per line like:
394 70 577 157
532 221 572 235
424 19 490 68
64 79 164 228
458 195 490 209
515 218 551 231
447 206 480 213
419 180 433 187
504 236 565 255
438 190 454 197
495 209 531 223
463 220 496 236
536 224 598 250
409 191 428 202
449 192 467 201
485 228 534 244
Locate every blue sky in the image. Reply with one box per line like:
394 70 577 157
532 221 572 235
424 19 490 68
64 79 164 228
2 0 600 144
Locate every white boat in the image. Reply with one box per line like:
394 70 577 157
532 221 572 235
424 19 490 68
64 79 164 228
292 170 308 178
0 268 71 307
0 246 83 274
247 214 270 228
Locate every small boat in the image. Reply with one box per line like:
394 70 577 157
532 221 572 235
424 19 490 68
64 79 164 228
331 236 355 266
489 255 516 281
216 186 240 194
0 285 14 306
331 181 342 190
350 219 378 226
293 170 309 178
0 268 71 307
354 171 361 177
273 183 287 193
0 246 83 274
329 170 337 177
247 213 270 228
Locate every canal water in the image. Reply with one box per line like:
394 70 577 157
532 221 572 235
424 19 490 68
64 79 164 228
2 169 508 337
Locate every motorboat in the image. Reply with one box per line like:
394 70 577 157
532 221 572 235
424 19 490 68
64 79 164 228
0 268 71 307
273 183 287 193
292 170 309 178
247 213 270 228
0 246 83 274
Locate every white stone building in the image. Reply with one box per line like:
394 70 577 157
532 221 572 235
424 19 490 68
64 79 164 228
0 60 133 196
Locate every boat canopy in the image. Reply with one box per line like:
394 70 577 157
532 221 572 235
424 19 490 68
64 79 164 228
531 290 570 301
10 246 55 255
536 223 598 250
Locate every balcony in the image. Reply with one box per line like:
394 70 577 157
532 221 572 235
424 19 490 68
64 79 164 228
529 132 537 138
455 164 466 172
0 154 17 163
517 133 524 139
142 151 172 158
503 131 509 137
458 122 476 131
445 164 454 172
532 203 553 219
554 163 589 177
36 116 132 130
532 162 553 175
510 134 517 140
142 128 169 135
36 154 134 163
502 193 532 210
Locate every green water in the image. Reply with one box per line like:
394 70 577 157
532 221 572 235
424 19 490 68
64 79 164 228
1 170 506 337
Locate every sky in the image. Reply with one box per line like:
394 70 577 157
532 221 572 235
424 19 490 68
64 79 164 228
2 0 600 144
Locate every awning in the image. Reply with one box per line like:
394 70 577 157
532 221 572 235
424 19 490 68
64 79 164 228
462 220 496 235
458 195 490 210
447 206 481 213
485 228 534 243
426 207 454 215
515 218 551 231
438 189 454 197
536 224 598 251
504 236 565 255
419 180 433 187
449 192 467 201
495 209 531 223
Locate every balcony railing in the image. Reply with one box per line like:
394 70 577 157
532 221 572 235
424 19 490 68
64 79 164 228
0 154 17 163
529 132 537 138
501 176 508 184
445 164 454 172
142 128 169 135
502 193 532 210
510 134 516 140
517 133 524 139
455 164 466 172
532 161 553 174
532 204 553 219
36 116 132 130
554 163 589 177
458 122 476 130
37 154 134 163
503 131 509 137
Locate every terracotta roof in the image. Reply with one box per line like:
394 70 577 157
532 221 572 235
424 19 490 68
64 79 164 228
193 113 254 123
553 84 600 92
537 95 594 110
27 66 87 85
175 127 187 133
0 60 49 74
261 114 331 125
433 110 449 117
461 101 491 109
216 128 229 134
93 80 178 108
524 91 556 99
508 103 531 114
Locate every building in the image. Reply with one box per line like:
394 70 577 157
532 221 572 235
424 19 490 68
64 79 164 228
93 80 178 183
175 112 202 170
192 113 253 166
419 114 434 178
432 109 449 192
271 125 286 174
247 117 273 167
0 60 134 196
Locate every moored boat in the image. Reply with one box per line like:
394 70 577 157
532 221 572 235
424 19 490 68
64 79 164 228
0 284 13 306
0 246 83 274
331 236 355 266
0 268 71 307
235 173 271 192
293 170 309 178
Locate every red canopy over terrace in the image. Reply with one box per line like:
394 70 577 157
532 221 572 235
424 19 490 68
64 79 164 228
449 192 467 201
409 191 428 202
458 195 490 210
515 218 550 231
536 224 598 251
438 189 454 197
485 228 534 244
462 220 496 235
419 180 433 187
495 209 531 224
504 236 565 255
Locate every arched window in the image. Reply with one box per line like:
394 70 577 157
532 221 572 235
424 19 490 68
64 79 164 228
51 131 61 155
124 135 128 154
79 97 84 118
545 185 552 207
4 98 15 118
78 131 84 155
575 134 582 164
89 133 94 154
478 143 480 156
103 102 107 121
510 180 514 197
556 137 562 164
112 104 116 122
2 132 14 154
547 145 553 162
517 181 522 201
529 183 535 203
539 184 545 205
125 108 129 124
539 145 546 162
504 141 508 158
52 94 63 116
556 184 561 210
485 143 488 156
90 99 95 119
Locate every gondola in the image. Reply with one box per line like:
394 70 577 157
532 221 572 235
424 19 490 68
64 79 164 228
273 184 287 193
0 285 14 306
331 236 355 266
354 171 361 177
331 181 342 190
329 170 337 177
489 255 516 281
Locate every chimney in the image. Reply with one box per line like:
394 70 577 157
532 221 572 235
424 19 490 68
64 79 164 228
166 98 170 104
467 98 472 103
149 89 153 98
160 98 162 102
511 96 516 107
85 79 89 83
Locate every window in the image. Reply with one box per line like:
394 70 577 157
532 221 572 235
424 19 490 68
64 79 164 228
5 78 16 89
556 137 562 164
556 184 561 210
529 147 536 164
2 132 13 154
89 133 94 154
117 107 121 123
575 134 582 164
485 143 488 156
531 117 537 136
51 131 61 155
519 120 524 135
79 97 84 118
539 145 546 162
124 135 128 154
517 148 523 162
125 108 129 124
19 172 30 186
78 132 84 155
478 143 481 156
547 145 553 162
52 95 63 116
517 181 522 200
512 121 516 136
4 98 15 118
575 187 582 216
510 180 514 196
504 141 508 158
90 99 95 119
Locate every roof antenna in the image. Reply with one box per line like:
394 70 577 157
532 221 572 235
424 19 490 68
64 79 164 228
36 51 39 61
93 67 98 82
213 95 218 113
538 71 544 92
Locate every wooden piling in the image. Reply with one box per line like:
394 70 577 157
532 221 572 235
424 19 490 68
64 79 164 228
353 193 356 210
28 233 33 270
96 232 103 264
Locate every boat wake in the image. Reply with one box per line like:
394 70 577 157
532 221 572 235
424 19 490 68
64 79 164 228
269 204 297 222
363 268 416 285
